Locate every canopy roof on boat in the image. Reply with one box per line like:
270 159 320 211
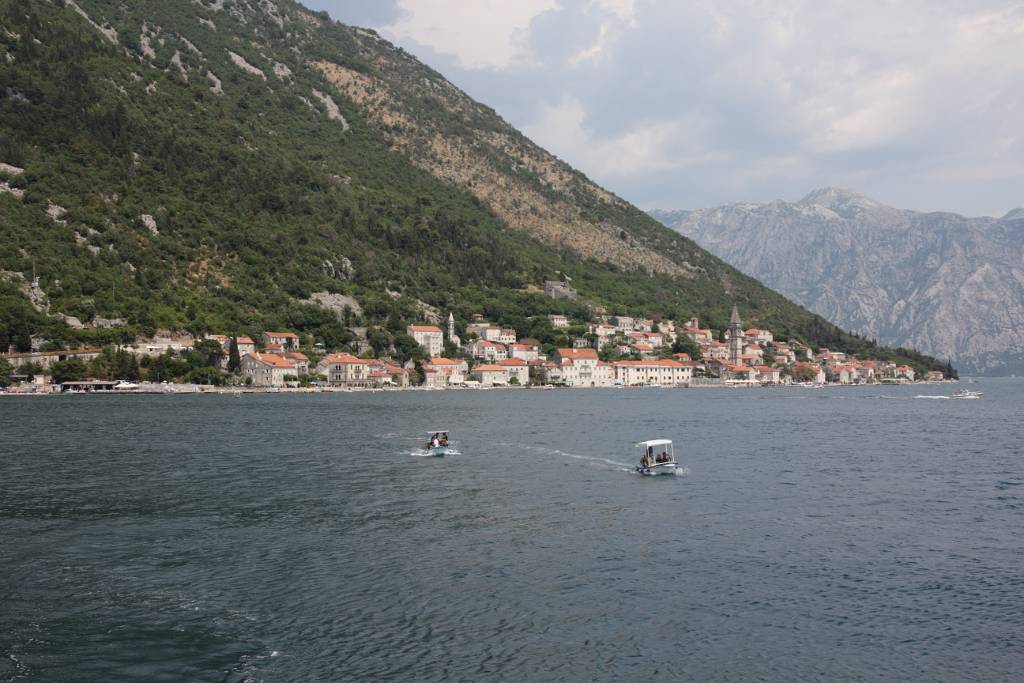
636 439 672 447
427 430 449 434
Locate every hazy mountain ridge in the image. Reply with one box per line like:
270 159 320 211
651 190 1024 375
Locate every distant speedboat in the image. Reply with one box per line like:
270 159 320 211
635 439 679 476
426 430 452 456
951 389 982 399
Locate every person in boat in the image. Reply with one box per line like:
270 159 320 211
439 433 448 446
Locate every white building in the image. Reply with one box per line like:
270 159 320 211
471 364 509 385
263 331 300 349
425 357 467 385
508 343 539 361
241 352 297 387
548 314 570 328
316 352 371 387
467 339 507 361
610 315 634 331
497 358 530 385
612 359 693 386
551 348 613 387
407 325 444 356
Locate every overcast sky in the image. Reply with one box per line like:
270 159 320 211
304 1 1023 217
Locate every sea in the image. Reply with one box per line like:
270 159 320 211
1 379 1022 681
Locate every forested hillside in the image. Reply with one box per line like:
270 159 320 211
0 0 946 372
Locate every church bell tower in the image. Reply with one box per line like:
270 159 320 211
729 305 742 364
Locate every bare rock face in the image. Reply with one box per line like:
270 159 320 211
305 291 362 318
651 189 1024 375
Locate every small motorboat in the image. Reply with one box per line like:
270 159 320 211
635 439 679 476
426 430 452 456
951 389 982 399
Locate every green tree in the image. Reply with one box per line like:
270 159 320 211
410 361 426 385
790 364 819 383
20 361 44 379
671 335 702 360
0 358 13 387
50 358 88 383
144 353 190 382
192 339 225 368
393 333 425 362
114 350 140 380
188 366 225 385
13 331 32 353
228 337 242 373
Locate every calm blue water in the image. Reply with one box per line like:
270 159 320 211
2 380 1023 681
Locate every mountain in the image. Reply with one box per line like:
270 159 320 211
651 189 1024 375
0 1 945 373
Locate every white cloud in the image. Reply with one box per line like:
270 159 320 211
381 0 557 70
309 0 1024 215
523 96 726 179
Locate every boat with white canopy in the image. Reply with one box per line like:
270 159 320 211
951 389 982 399
635 439 678 475
426 430 452 456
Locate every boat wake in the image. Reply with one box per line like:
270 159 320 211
407 449 462 457
915 395 950 400
507 443 681 474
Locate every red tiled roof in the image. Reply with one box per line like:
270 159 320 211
236 336 254 344
429 357 459 365
246 352 296 368
408 325 443 333
498 358 526 366
283 352 308 361
556 348 598 359
265 331 299 339
473 364 507 372
320 352 368 365
613 359 685 367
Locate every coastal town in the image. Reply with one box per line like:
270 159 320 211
0 302 947 393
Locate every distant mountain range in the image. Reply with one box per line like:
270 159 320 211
651 189 1024 375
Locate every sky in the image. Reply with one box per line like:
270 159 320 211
303 1 1024 217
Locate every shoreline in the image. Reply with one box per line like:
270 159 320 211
1 380 960 397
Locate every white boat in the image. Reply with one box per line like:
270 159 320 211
426 430 452 456
635 439 679 476
951 389 983 399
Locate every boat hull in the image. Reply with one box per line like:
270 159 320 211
636 462 678 476
429 446 451 457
